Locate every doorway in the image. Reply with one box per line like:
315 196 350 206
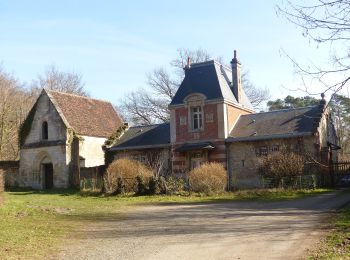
43 163 53 189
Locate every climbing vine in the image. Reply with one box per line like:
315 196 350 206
18 101 38 147
104 124 128 165
104 124 128 147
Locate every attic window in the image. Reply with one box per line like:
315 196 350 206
42 121 48 140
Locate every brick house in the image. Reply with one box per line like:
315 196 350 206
109 51 338 189
19 89 122 189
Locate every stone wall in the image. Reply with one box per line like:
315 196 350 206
227 136 319 189
0 161 20 190
20 145 69 189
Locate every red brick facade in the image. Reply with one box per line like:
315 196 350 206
175 104 219 142
171 100 249 175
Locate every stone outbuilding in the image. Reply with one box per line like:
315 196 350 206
19 89 123 189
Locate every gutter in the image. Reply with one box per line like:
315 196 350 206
226 132 313 143
109 143 171 151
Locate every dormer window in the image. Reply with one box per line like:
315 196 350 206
191 106 203 130
42 121 48 140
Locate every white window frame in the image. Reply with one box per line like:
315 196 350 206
191 106 203 131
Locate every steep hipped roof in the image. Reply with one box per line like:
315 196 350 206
169 60 253 110
228 105 324 142
109 123 170 151
46 90 123 137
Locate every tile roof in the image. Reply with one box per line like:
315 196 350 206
169 60 253 110
228 105 324 142
46 90 123 137
109 123 170 151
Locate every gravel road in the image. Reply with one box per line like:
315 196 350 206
57 191 350 260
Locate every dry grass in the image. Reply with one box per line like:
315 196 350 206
105 158 153 193
189 163 227 195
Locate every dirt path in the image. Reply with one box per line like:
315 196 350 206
56 191 350 260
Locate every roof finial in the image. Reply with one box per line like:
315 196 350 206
321 92 325 100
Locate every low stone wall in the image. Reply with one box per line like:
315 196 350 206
0 161 20 190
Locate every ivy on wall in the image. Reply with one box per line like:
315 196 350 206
18 101 38 147
104 124 128 165
104 124 128 147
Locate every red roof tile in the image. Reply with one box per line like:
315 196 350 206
47 90 123 137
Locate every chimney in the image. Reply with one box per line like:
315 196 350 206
230 50 242 103
183 57 191 75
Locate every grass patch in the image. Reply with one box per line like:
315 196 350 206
0 188 332 259
311 205 350 259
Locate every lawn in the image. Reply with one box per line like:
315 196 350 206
311 204 350 259
0 188 332 259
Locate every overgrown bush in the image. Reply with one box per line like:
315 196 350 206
258 150 305 178
104 158 153 194
258 150 305 188
189 163 227 195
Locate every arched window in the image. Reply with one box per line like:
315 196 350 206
42 121 48 140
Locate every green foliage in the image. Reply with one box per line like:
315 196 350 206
329 94 350 156
164 177 186 195
135 175 147 195
310 205 350 259
104 124 128 147
104 124 128 166
18 100 38 147
267 95 319 111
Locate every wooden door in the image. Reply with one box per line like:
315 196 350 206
44 163 53 189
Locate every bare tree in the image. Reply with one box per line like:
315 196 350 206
0 68 35 160
121 48 270 124
277 0 350 96
31 65 88 96
242 72 270 110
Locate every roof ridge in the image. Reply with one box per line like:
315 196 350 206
244 105 319 116
129 122 170 128
46 89 112 104
190 59 231 70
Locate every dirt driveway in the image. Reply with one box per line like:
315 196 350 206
57 191 350 260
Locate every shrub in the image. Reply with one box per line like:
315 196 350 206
258 150 305 178
189 163 227 195
258 150 305 188
165 176 186 195
104 158 153 194
147 176 168 195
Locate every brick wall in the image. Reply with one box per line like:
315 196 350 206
175 104 219 142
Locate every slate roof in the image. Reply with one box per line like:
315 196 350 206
46 90 123 138
109 123 170 151
228 105 324 142
169 60 253 110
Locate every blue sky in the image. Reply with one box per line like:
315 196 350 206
0 1 334 104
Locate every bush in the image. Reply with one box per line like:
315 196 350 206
258 150 306 188
165 177 186 195
258 150 305 178
189 163 227 195
104 158 153 194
